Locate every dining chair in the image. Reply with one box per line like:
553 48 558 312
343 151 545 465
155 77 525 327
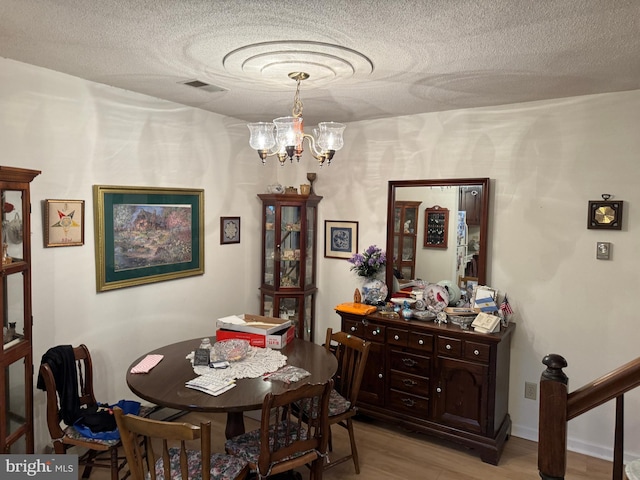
321 328 371 473
38 344 147 480
113 407 249 480
224 380 333 479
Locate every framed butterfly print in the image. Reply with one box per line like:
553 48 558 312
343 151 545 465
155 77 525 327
44 199 85 247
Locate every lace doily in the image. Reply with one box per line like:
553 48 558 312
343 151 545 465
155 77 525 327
186 346 287 384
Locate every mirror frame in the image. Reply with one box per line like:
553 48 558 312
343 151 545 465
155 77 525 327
385 178 490 295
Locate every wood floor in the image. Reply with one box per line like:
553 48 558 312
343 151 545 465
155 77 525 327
89 411 615 480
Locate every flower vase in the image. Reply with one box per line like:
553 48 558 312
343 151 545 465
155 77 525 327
361 274 388 306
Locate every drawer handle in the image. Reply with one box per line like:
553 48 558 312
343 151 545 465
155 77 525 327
436 387 442 393
372 330 378 336
403 379 418 387
378 373 383 379
350 326 357 332
401 398 415 407
394 334 400 340
445 344 452 350
402 358 418 367
418 339 424 345
474 349 480 356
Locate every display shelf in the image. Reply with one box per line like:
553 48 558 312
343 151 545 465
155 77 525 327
258 193 321 341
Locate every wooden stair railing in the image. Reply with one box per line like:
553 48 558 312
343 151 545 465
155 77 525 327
538 354 640 480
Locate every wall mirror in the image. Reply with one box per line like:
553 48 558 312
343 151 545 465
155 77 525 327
385 178 490 297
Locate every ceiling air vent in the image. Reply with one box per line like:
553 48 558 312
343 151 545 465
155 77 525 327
179 80 227 93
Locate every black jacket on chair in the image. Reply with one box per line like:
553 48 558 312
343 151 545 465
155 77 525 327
37 345 81 425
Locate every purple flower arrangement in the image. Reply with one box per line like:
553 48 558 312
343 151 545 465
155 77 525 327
348 244 386 278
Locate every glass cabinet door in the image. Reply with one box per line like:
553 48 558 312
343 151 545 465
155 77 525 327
393 201 421 281
304 205 315 287
280 206 301 288
263 205 275 287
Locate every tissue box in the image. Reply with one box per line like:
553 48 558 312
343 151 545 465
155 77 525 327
216 313 292 335
216 325 295 349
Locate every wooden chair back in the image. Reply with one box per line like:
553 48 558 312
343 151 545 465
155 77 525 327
324 329 371 407
39 344 96 449
114 407 210 480
257 380 333 478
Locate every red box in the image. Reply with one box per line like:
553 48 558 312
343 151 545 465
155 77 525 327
215 325 294 349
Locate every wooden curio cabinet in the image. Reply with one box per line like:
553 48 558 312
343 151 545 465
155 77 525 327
1 166 40 454
392 201 421 280
258 193 322 342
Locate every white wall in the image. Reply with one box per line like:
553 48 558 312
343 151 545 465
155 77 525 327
2 57 640 462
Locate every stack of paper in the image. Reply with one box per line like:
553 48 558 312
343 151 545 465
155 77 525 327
471 312 501 333
185 375 236 396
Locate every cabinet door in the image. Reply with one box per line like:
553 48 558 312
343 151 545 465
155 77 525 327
459 186 483 225
279 205 301 287
358 340 385 405
263 205 276 286
433 357 488 435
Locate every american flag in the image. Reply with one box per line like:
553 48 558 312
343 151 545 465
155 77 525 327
500 295 513 316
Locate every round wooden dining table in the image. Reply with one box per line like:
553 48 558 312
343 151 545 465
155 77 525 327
126 337 337 439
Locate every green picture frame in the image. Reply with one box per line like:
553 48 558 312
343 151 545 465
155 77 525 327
93 185 204 292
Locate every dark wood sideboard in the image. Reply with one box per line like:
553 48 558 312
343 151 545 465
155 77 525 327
337 311 514 464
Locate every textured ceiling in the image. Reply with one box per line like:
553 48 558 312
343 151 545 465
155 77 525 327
1 0 639 126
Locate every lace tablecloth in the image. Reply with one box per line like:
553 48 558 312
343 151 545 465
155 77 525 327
186 346 287 384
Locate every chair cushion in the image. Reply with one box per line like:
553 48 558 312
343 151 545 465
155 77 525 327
299 389 351 418
151 447 248 480
224 420 309 466
328 389 351 416
64 404 157 446
63 425 120 448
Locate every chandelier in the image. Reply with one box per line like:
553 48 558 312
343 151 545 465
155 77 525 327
247 72 345 167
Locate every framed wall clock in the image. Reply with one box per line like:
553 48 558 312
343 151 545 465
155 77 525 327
587 195 623 230
221 216 240 244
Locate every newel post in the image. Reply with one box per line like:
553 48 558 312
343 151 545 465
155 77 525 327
538 354 569 480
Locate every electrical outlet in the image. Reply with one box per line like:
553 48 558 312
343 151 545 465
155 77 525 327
525 381 537 400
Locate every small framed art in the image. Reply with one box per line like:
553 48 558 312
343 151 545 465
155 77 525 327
324 220 358 259
221 216 241 244
44 199 85 247
588 196 623 230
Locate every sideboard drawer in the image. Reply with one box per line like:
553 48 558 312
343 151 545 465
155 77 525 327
437 336 462 358
408 332 433 353
388 389 429 418
343 319 363 337
389 371 430 397
390 350 430 374
363 323 385 341
387 327 409 347
464 341 491 363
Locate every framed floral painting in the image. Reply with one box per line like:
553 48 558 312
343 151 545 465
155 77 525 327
93 185 204 292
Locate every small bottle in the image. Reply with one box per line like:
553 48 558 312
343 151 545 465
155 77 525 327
199 338 212 350
402 301 413 320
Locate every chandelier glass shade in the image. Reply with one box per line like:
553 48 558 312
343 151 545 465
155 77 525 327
247 72 345 167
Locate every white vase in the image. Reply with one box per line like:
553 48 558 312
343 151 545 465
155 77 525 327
361 275 388 305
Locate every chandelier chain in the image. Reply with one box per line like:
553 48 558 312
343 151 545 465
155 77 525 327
292 77 304 117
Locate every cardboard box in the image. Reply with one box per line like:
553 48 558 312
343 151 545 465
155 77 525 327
216 325 295 349
216 313 291 335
